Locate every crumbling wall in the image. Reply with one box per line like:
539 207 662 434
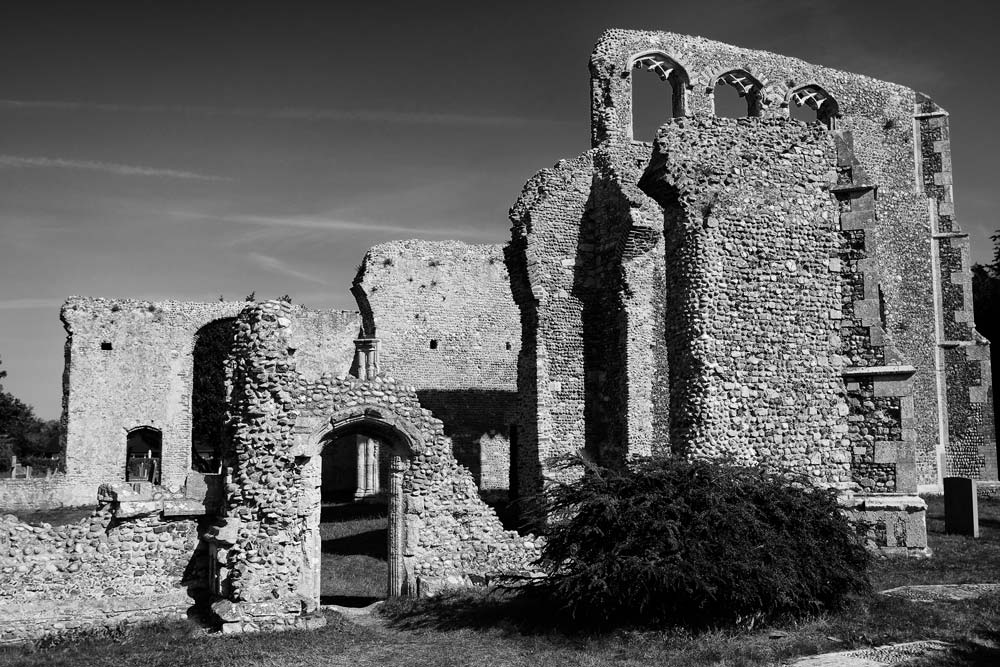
211 301 537 630
0 492 207 643
0 298 359 511
353 240 519 489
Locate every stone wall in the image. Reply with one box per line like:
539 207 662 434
639 115 849 484
353 240 519 489
210 301 538 631
506 29 995 515
0 298 359 511
0 486 208 643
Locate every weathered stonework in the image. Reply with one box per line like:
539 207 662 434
1 27 995 641
507 29 995 552
352 241 519 490
0 485 208 643
209 301 537 631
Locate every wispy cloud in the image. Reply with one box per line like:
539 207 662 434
172 210 498 240
0 99 569 128
0 298 64 311
0 155 229 181
246 252 328 286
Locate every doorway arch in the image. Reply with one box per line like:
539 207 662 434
297 405 425 603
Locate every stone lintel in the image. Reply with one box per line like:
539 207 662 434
841 365 916 379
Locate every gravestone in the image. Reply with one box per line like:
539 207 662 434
943 477 979 537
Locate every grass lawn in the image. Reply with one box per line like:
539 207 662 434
1 496 999 666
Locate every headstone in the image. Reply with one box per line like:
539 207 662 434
943 477 979 537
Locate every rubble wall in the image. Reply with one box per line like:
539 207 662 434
0 501 206 644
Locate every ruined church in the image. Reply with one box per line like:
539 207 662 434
0 29 994 639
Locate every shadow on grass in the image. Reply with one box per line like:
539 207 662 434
322 529 386 558
320 502 387 523
380 589 600 636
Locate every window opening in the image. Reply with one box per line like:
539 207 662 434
789 85 840 129
125 426 162 485
630 53 687 142
713 70 764 118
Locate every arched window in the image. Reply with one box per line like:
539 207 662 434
125 426 162 484
788 84 840 129
712 69 765 118
630 52 688 142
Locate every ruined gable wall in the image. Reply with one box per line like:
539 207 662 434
46 298 245 506
353 240 519 489
587 28 996 486
640 116 849 484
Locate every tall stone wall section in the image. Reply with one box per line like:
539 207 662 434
583 29 996 488
0 298 359 511
353 240 519 490
210 301 537 631
506 29 994 510
639 115 849 483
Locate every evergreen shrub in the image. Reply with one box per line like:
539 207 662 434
528 456 871 630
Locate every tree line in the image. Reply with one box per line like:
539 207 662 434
0 357 61 473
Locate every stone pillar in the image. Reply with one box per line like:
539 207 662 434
367 439 379 495
387 455 405 597
353 338 380 380
354 437 380 499
354 436 366 500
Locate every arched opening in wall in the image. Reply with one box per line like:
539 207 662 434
713 70 764 118
630 53 687 142
317 422 408 606
789 84 840 129
125 426 162 485
192 318 236 473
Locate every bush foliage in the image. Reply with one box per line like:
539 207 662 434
528 456 871 630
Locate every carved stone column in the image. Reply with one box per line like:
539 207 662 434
387 454 405 597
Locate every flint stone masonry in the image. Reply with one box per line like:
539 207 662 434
210 301 538 630
0 486 206 643
353 240 519 490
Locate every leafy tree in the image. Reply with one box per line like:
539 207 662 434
0 356 61 472
972 232 1000 454
973 232 1000 344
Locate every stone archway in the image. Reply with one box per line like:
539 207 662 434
296 405 424 603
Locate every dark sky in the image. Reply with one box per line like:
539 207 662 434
2 0 997 418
